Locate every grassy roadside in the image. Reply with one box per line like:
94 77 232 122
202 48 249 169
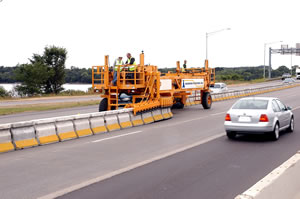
0 100 99 116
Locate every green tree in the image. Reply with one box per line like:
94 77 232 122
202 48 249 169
0 86 9 97
41 46 67 94
14 62 49 96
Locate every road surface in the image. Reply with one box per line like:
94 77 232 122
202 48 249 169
0 85 299 199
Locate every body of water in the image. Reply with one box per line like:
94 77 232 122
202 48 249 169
0 83 92 92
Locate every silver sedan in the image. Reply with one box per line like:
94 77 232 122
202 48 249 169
224 97 294 140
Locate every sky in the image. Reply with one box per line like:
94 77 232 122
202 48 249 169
1 0 300 70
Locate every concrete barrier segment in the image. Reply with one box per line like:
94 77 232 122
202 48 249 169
117 112 133 128
34 118 59 145
55 116 77 141
11 121 38 149
211 94 216 101
74 114 93 137
161 108 171 119
167 107 173 117
0 123 15 153
129 112 144 126
142 112 154 124
90 112 107 134
104 114 120 131
152 109 164 121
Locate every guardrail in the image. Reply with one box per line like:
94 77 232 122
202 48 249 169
1 82 299 153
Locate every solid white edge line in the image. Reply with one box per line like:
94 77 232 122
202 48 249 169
92 131 142 143
38 133 224 199
235 151 300 199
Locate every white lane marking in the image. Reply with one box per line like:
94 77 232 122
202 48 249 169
38 133 224 199
292 105 300 111
157 115 211 128
92 131 142 143
210 111 227 116
151 111 228 130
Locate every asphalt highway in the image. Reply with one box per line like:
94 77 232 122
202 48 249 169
0 85 299 199
57 86 300 199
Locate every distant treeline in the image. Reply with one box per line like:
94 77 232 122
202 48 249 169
159 65 297 81
0 66 93 83
0 65 297 84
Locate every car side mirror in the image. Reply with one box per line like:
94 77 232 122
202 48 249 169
287 106 292 110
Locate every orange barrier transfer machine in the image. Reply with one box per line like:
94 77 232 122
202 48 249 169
92 52 215 115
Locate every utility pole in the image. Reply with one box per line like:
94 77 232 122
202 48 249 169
269 47 272 79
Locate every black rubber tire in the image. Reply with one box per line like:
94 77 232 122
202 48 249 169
272 123 280 141
287 116 294 133
226 131 236 139
171 102 184 109
202 92 212 109
99 98 108 112
177 102 184 109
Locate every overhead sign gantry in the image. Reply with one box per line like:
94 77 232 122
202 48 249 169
268 43 300 78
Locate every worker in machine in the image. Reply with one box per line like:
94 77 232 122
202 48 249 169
112 56 124 86
125 53 137 84
182 60 187 72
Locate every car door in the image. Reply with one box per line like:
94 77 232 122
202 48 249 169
272 100 282 124
275 99 290 128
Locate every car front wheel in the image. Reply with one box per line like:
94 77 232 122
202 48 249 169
272 123 280 141
287 117 294 133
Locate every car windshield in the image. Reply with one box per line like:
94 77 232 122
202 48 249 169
232 99 269 110
213 84 221 88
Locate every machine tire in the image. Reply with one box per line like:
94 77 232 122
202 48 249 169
272 123 280 141
287 116 294 133
99 98 108 112
177 102 184 109
172 102 184 109
202 92 212 109
226 131 236 139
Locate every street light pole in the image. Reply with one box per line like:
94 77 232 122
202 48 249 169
263 41 282 79
205 28 230 61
